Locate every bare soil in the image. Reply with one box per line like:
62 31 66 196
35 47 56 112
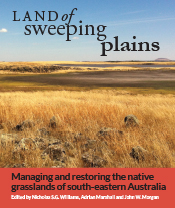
3 70 175 88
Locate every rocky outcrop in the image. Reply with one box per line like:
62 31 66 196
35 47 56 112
15 120 35 131
42 144 66 162
0 133 19 147
37 128 50 137
97 127 123 137
82 151 107 167
13 138 37 151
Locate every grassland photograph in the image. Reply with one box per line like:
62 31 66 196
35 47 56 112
0 61 175 168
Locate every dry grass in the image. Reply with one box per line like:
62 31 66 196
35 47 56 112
0 61 175 75
0 90 175 168
1 61 175 67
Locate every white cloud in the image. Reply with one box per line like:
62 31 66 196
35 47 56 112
72 37 79 40
0 28 7 33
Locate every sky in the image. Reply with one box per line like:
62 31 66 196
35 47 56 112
0 0 175 61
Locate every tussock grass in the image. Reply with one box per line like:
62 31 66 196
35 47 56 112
0 90 175 168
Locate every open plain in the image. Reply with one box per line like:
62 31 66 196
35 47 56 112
0 61 175 168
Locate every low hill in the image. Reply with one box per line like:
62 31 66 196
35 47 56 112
155 58 171 62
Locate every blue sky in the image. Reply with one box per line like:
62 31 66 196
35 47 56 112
0 0 175 61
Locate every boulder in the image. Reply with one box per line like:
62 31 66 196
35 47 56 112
34 137 48 150
15 120 35 131
48 138 62 146
82 151 107 167
64 141 75 150
0 133 19 147
130 146 147 162
13 138 37 151
124 115 139 127
11 163 26 168
49 116 57 128
98 127 123 137
84 140 97 149
37 128 50 137
42 144 66 162
5 163 26 168
73 133 84 142
12 138 37 160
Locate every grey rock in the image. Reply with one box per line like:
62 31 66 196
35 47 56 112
130 146 147 162
12 138 37 159
34 137 48 150
48 139 62 146
37 128 50 137
124 115 139 127
82 152 107 167
5 163 26 168
50 116 57 128
13 138 37 151
84 139 97 149
0 133 19 147
64 141 74 150
98 127 123 137
15 120 35 131
73 133 83 142
42 144 66 162
12 163 26 168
